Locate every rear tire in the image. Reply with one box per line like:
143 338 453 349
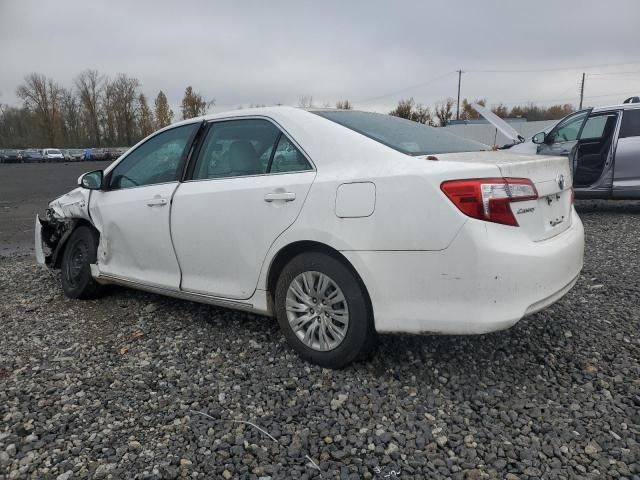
61 226 105 299
274 252 376 368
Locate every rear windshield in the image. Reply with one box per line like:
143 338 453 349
313 110 487 155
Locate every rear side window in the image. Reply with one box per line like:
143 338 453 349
580 114 617 140
270 135 311 173
192 119 311 179
619 109 640 138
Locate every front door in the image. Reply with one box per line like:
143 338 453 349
89 123 200 288
171 118 316 299
538 109 590 156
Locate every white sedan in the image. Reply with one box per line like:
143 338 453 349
35 107 584 368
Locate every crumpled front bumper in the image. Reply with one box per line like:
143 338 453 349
35 215 45 265
34 212 78 268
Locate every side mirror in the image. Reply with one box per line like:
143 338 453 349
532 132 546 144
78 170 103 190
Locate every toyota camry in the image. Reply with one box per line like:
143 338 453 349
35 107 584 368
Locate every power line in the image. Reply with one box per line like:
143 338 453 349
492 90 640 107
353 71 454 105
467 61 640 74
352 61 640 108
588 70 640 76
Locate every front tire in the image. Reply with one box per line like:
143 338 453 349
61 226 105 299
274 252 376 368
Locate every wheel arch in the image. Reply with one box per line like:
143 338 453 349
52 219 100 268
266 240 373 319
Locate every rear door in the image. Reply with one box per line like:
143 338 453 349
570 111 620 192
538 109 590 156
613 108 640 197
171 118 316 299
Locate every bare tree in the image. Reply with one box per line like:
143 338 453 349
298 95 314 108
459 98 486 121
137 93 154 137
389 98 433 125
16 73 63 145
100 79 117 146
60 88 82 146
434 98 455 126
111 74 140 145
154 91 174 129
75 70 103 146
181 86 212 119
335 100 353 110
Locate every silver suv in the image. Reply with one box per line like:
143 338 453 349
531 101 640 199
475 99 640 199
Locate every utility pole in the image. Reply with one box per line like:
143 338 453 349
456 69 463 120
579 72 585 109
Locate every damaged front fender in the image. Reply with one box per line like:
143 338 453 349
35 188 94 268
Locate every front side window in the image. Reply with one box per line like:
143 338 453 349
108 123 198 189
193 119 282 180
546 110 589 144
619 109 640 138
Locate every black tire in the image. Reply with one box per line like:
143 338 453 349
61 226 105 299
274 252 377 369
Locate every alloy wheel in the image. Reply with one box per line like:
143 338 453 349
285 271 349 351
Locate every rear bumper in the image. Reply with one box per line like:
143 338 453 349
342 208 584 334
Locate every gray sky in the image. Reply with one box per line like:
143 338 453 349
1 0 639 114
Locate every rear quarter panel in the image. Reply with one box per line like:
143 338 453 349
255 110 502 290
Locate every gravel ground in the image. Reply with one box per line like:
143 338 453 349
0 200 639 479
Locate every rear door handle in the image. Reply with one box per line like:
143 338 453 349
264 192 296 202
146 197 168 207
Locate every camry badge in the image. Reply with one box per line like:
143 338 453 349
557 174 565 190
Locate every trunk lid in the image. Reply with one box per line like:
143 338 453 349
429 151 573 241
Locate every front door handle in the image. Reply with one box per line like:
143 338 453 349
264 192 296 202
147 197 168 207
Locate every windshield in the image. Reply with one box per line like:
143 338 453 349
313 110 487 155
47 149 62 154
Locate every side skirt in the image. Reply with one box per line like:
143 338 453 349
90 266 271 316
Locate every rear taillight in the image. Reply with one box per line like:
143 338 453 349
441 178 537 227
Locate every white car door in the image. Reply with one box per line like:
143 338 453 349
171 118 316 299
89 123 200 288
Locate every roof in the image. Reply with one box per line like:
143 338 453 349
592 102 640 113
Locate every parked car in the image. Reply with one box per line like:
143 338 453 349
63 149 85 161
474 100 640 199
36 107 584 368
42 148 64 161
103 148 120 160
91 148 109 161
4 149 21 163
22 149 45 163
